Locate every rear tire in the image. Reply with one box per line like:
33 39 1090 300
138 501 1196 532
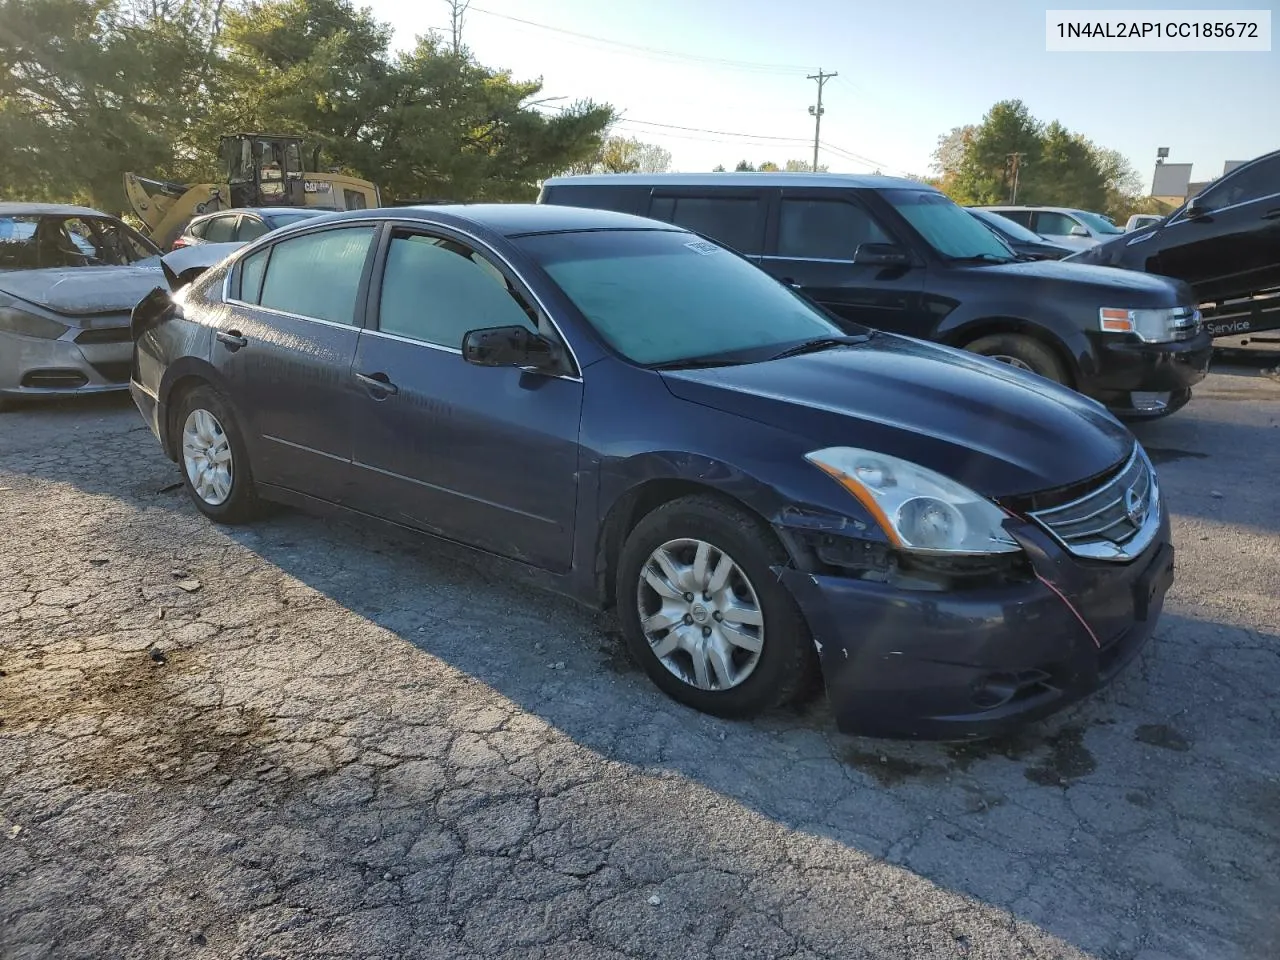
964 332 1068 384
172 385 261 524
615 495 818 719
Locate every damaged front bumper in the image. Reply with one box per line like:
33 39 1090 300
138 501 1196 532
776 512 1173 740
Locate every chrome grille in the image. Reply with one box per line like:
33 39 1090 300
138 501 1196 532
1029 446 1159 561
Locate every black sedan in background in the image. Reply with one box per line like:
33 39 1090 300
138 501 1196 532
130 205 1174 739
968 208 1074 260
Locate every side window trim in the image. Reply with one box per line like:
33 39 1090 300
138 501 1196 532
227 221 382 328
362 220 581 379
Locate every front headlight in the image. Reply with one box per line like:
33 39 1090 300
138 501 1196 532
1099 306 1200 343
805 447 1019 555
0 307 68 340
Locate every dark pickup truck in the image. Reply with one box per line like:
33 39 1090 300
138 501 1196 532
539 173 1213 418
1067 148 1280 342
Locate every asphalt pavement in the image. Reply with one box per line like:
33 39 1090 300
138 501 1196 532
1 359 1278 960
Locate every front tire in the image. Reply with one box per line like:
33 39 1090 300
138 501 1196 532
615 495 817 719
173 385 261 523
964 332 1068 384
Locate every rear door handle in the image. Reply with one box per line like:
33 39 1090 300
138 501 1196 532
356 371 399 396
1262 208 1280 220
216 330 247 350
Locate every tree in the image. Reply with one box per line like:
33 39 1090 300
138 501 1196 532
734 160 755 172
565 135 670 175
785 158 826 172
936 100 1042 205
443 0 469 55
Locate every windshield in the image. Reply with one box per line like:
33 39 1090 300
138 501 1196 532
970 209 1044 244
0 215 159 270
884 190 1015 261
1075 210 1123 235
515 230 846 366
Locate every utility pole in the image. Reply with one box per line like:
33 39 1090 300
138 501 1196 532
1006 152 1026 204
807 69 837 173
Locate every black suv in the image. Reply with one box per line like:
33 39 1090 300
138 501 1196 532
539 173 1212 418
1067 148 1280 339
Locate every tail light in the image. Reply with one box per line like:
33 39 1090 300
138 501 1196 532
170 237 190 250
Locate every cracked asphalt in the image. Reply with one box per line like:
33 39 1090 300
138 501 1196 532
2 359 1279 960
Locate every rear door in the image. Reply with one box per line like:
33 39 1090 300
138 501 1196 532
1029 210 1086 248
761 190 927 335
215 223 379 502
234 216 270 243
1152 154 1280 302
346 224 583 572
201 215 239 245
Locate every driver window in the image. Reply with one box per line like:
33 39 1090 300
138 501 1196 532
377 232 538 349
1198 156 1280 211
777 198 890 260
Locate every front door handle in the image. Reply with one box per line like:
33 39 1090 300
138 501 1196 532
1262 208 1280 220
356 371 399 396
216 330 247 350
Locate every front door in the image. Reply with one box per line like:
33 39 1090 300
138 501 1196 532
761 191 927 336
213 223 378 502
347 226 583 572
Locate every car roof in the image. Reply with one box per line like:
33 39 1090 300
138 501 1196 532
979 205 1088 214
192 206 320 220
293 203 686 238
0 202 111 218
542 172 928 191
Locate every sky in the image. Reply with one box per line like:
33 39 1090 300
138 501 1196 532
363 0 1279 188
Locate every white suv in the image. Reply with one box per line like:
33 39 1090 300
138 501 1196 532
975 206 1124 251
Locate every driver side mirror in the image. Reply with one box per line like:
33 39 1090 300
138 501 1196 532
1068 224 1090 238
1184 195 1210 220
853 242 909 266
462 325 561 372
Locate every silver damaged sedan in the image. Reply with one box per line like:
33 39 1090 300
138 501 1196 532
0 203 164 409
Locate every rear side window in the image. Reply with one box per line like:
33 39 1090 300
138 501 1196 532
995 209 1032 227
649 196 763 254
238 248 268 302
203 216 238 243
1032 211 1077 235
377 232 536 348
187 219 209 239
544 186 647 216
777 199 890 260
1198 155 1280 210
254 226 375 324
236 218 269 242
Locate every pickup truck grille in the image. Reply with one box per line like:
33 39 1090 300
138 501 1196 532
1028 445 1159 561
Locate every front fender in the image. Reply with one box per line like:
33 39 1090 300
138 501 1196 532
936 303 1098 381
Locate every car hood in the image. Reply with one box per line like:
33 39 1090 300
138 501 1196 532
982 255 1191 304
660 333 1134 498
163 241 245 286
0 262 164 317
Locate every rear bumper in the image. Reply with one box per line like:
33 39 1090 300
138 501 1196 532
782 513 1173 740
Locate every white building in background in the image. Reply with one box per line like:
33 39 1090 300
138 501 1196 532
1151 156 1246 206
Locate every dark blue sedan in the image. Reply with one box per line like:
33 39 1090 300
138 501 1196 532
129 204 1174 739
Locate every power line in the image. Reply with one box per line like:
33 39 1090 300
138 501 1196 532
467 7 806 73
615 118 811 143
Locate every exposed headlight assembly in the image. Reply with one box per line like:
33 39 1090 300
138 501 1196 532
0 306 68 340
1099 306 1200 343
805 447 1019 555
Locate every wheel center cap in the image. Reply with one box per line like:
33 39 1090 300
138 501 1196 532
690 604 710 624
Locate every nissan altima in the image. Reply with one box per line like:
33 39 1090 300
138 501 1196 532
129 204 1174 739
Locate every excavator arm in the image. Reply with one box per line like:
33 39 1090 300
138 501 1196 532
124 173 226 251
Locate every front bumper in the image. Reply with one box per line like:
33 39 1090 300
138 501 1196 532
1084 330 1212 415
0 328 132 398
783 513 1174 740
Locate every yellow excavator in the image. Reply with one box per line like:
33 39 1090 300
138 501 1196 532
125 133 381 250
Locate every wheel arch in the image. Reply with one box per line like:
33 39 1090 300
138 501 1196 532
594 478 782 610
941 316 1082 389
157 359 238 461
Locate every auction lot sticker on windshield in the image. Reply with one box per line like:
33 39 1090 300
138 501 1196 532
684 240 719 256
1046 9 1271 51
